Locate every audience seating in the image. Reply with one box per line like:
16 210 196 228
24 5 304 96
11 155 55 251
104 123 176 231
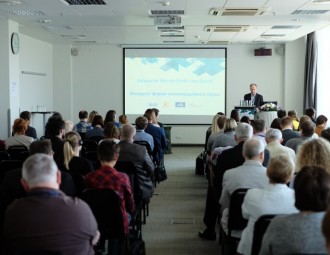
251 214 277 255
220 188 249 255
83 151 100 170
0 160 23 184
81 140 98 156
81 188 126 255
115 161 145 227
7 146 28 160
69 172 85 198
0 151 10 161
88 136 104 143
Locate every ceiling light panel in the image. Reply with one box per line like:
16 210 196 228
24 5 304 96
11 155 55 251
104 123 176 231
64 0 106 5
9 10 45 15
292 9 329 14
149 10 184 15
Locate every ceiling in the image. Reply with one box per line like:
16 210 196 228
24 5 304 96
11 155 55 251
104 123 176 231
1 0 330 46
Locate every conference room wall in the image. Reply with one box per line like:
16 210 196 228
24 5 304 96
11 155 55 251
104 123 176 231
8 35 304 143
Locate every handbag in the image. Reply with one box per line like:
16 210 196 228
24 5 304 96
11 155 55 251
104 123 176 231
154 161 167 183
195 151 206 175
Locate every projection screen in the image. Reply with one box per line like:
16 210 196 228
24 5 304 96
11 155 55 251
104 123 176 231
124 48 227 124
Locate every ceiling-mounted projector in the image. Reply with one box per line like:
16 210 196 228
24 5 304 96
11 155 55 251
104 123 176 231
154 16 182 26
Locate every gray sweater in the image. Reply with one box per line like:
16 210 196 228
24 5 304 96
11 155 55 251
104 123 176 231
259 212 327 255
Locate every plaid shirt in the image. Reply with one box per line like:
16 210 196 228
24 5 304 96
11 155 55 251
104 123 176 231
73 121 93 133
85 165 135 235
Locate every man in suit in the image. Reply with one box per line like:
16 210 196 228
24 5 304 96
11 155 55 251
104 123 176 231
244 83 264 108
199 123 253 240
117 124 154 200
280 116 300 145
286 120 315 153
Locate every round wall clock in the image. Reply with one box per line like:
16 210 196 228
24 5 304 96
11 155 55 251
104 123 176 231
11 32 19 54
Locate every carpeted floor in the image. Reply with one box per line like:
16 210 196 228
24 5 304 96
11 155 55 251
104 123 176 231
143 146 221 255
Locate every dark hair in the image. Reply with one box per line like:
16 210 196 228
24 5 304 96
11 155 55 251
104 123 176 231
277 109 286 118
51 112 63 119
305 107 316 119
119 115 128 125
217 112 225 116
252 119 265 133
29 140 52 155
79 110 88 119
92 115 104 128
294 166 330 211
288 110 298 119
104 110 116 125
230 109 240 123
300 120 315 137
135 116 148 130
98 140 120 162
143 113 152 121
217 115 227 130
103 122 119 139
45 116 65 137
270 118 282 130
20 111 31 121
321 128 330 143
152 108 159 116
240 116 251 124
316 115 328 126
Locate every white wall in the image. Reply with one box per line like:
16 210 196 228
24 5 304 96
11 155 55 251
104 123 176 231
19 34 53 138
0 35 306 143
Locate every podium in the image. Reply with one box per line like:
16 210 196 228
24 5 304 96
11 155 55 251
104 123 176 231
234 106 256 120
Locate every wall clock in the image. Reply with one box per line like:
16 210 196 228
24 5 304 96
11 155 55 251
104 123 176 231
11 32 19 54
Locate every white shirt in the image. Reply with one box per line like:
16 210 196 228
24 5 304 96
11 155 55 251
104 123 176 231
266 141 296 162
237 184 298 255
5 134 34 149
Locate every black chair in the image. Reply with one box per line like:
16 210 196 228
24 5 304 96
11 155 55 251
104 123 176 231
88 136 104 143
251 214 276 255
0 151 10 161
220 188 249 255
7 146 29 160
81 189 126 255
0 160 23 183
20 150 30 162
78 132 86 140
133 141 153 158
81 140 98 156
115 161 144 232
83 151 100 170
69 172 85 197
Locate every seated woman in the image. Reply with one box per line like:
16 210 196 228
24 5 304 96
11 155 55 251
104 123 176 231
63 131 94 176
315 114 328 136
206 115 227 154
118 114 129 127
87 110 98 124
5 118 34 149
288 110 299 131
237 154 298 255
101 122 120 144
85 115 105 140
259 165 330 254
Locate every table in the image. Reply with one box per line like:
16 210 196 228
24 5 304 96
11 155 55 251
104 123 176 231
256 111 277 129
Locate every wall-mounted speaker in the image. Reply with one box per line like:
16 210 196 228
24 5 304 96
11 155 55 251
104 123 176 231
71 48 78 56
254 48 272 56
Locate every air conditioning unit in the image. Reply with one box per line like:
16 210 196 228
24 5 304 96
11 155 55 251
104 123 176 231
203 25 249 33
154 16 182 26
209 7 269 16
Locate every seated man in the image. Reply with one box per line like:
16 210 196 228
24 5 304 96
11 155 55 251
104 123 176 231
73 110 93 134
134 116 154 152
286 120 315 153
85 140 135 236
143 111 167 163
118 124 154 200
220 138 269 236
4 154 99 254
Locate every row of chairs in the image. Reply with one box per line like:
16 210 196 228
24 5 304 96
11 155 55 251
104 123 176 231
0 145 29 161
219 188 276 255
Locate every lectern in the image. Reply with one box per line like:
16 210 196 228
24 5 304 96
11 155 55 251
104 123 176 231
234 106 256 120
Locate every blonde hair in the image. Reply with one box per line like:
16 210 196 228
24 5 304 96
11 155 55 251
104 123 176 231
296 138 330 173
63 131 81 170
267 154 294 184
211 114 221 134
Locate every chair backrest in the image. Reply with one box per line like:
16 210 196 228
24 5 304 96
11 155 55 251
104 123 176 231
81 140 98 153
7 146 29 160
0 151 10 161
251 214 277 255
81 189 125 239
82 151 100 170
133 140 152 157
88 136 104 143
0 160 23 183
69 172 85 197
228 188 249 235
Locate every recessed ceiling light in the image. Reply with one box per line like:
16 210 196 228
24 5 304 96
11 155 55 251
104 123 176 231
162 1 170 6
37 19 52 23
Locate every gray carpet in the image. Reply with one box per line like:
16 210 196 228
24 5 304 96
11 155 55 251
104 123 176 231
143 146 220 255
